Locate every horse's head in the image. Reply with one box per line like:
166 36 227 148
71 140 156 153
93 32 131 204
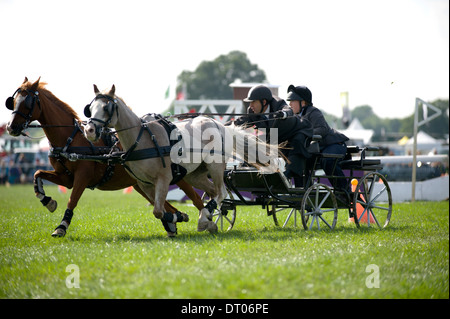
83 84 119 142
6 77 42 136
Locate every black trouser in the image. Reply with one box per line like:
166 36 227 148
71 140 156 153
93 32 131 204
284 154 305 185
282 134 311 188
320 143 349 191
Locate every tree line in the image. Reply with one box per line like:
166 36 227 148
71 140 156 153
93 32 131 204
170 51 449 142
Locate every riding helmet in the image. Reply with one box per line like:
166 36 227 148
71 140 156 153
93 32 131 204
286 85 312 104
243 85 273 102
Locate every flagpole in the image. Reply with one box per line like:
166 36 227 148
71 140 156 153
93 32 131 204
411 98 419 202
411 98 442 202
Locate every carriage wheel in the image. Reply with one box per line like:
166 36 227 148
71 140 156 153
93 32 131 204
269 204 300 228
201 191 236 231
301 183 338 230
353 172 392 229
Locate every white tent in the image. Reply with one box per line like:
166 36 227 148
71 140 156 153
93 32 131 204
340 118 374 146
405 131 437 145
405 131 444 155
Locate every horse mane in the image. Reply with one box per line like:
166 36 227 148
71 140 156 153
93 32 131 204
23 81 81 122
105 91 133 112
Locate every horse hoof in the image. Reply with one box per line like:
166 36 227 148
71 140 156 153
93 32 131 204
207 221 218 234
197 220 209 232
46 199 57 213
180 212 189 223
51 228 66 237
166 232 177 238
197 220 218 233
197 209 214 232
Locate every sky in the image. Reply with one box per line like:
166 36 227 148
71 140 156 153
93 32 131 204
0 0 448 126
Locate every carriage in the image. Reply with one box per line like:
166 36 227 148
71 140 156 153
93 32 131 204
6 79 392 237
206 137 393 232
73 120 393 233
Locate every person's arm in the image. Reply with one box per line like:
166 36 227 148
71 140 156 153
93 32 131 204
225 107 255 127
308 108 329 137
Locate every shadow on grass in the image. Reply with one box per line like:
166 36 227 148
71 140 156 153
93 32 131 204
63 222 413 244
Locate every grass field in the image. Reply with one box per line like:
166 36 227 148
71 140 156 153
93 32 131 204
0 184 448 299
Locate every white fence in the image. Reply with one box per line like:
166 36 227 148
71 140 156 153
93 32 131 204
174 100 244 124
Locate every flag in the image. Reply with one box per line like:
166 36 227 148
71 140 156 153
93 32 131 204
165 85 170 99
416 98 441 126
176 83 187 100
176 91 185 100
422 102 428 121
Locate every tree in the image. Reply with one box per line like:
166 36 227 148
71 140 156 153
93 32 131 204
350 99 449 141
398 99 449 140
176 51 266 100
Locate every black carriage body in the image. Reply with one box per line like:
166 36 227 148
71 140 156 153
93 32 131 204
219 144 392 231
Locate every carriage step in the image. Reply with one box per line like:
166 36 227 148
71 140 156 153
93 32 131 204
340 159 381 169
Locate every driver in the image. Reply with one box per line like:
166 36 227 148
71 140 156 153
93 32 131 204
285 85 350 192
227 85 313 187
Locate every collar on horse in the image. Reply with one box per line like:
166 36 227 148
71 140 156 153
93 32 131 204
48 119 120 189
49 119 120 157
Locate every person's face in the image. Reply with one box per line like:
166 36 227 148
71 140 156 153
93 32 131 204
249 100 264 114
289 100 301 114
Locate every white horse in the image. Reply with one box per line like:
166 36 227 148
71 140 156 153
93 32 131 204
83 85 280 235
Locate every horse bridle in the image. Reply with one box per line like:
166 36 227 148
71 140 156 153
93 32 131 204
84 94 118 140
5 88 41 131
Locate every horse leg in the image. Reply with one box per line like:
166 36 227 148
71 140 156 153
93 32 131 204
134 183 189 220
201 164 228 233
184 172 218 233
33 170 70 213
134 183 189 237
137 179 181 237
152 177 187 237
51 172 89 238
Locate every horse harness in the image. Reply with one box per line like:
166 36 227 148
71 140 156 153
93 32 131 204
111 113 187 186
84 95 186 184
49 119 121 189
5 88 117 190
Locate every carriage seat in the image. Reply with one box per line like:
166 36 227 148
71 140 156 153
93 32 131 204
339 146 382 170
307 140 381 170
306 135 322 154
225 167 291 194
305 135 345 171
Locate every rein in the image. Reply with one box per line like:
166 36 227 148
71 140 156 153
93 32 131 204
19 110 297 139
97 110 297 136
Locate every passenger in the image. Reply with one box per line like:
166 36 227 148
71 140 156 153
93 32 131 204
285 85 350 191
227 84 313 187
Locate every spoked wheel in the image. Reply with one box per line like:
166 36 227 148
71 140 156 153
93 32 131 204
201 191 237 231
269 204 301 228
353 172 392 228
301 183 338 230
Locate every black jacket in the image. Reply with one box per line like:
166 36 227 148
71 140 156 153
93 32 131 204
231 96 313 158
288 105 348 150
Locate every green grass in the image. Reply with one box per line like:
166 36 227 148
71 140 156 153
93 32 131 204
0 185 448 299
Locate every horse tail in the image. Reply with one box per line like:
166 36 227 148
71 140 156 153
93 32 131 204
223 124 282 173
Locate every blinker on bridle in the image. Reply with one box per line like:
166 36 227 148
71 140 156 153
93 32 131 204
84 94 119 140
5 88 41 129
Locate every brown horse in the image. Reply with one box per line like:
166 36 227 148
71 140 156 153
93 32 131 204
5 77 204 237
